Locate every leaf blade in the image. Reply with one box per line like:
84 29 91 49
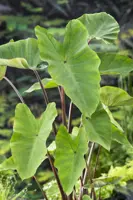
10 103 57 180
36 20 101 117
78 12 119 43
0 38 42 69
82 108 112 150
55 126 88 194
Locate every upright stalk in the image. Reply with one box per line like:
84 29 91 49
47 151 67 200
83 143 95 185
34 70 49 105
33 176 48 200
68 101 73 133
92 145 101 180
4 76 25 103
58 87 67 127
34 70 57 135
79 142 95 199
90 146 101 199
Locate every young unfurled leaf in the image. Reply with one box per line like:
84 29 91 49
35 19 101 117
100 86 133 107
25 78 58 93
78 12 119 43
10 103 57 180
0 38 43 69
0 66 7 80
82 108 112 150
55 126 88 194
98 53 133 75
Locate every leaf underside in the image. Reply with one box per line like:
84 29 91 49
0 38 42 69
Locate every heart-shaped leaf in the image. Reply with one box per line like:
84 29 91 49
55 126 88 195
82 108 112 150
78 12 119 43
98 53 133 75
100 86 133 107
25 78 58 93
10 102 57 180
0 66 7 80
0 38 43 69
35 20 100 117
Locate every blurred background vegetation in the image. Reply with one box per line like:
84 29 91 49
1 0 133 199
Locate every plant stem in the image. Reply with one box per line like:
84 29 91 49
79 143 95 199
4 76 25 103
83 143 95 185
34 70 57 135
68 101 73 133
79 143 95 198
92 145 101 179
90 145 101 199
33 176 48 200
58 86 67 127
34 70 49 105
73 186 77 200
91 145 101 199
47 151 67 200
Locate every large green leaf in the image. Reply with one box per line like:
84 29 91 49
100 86 133 107
0 38 43 69
25 78 58 93
0 157 16 171
78 12 119 43
98 53 133 75
10 103 57 180
82 108 112 150
0 66 7 80
35 19 101 117
55 126 88 195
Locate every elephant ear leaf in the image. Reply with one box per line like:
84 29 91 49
78 12 119 43
0 66 7 80
0 38 44 70
98 53 133 75
100 86 133 107
55 126 88 195
35 20 100 117
10 102 57 180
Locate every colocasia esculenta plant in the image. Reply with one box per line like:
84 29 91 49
0 12 133 200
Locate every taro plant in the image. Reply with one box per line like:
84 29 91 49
0 12 133 200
